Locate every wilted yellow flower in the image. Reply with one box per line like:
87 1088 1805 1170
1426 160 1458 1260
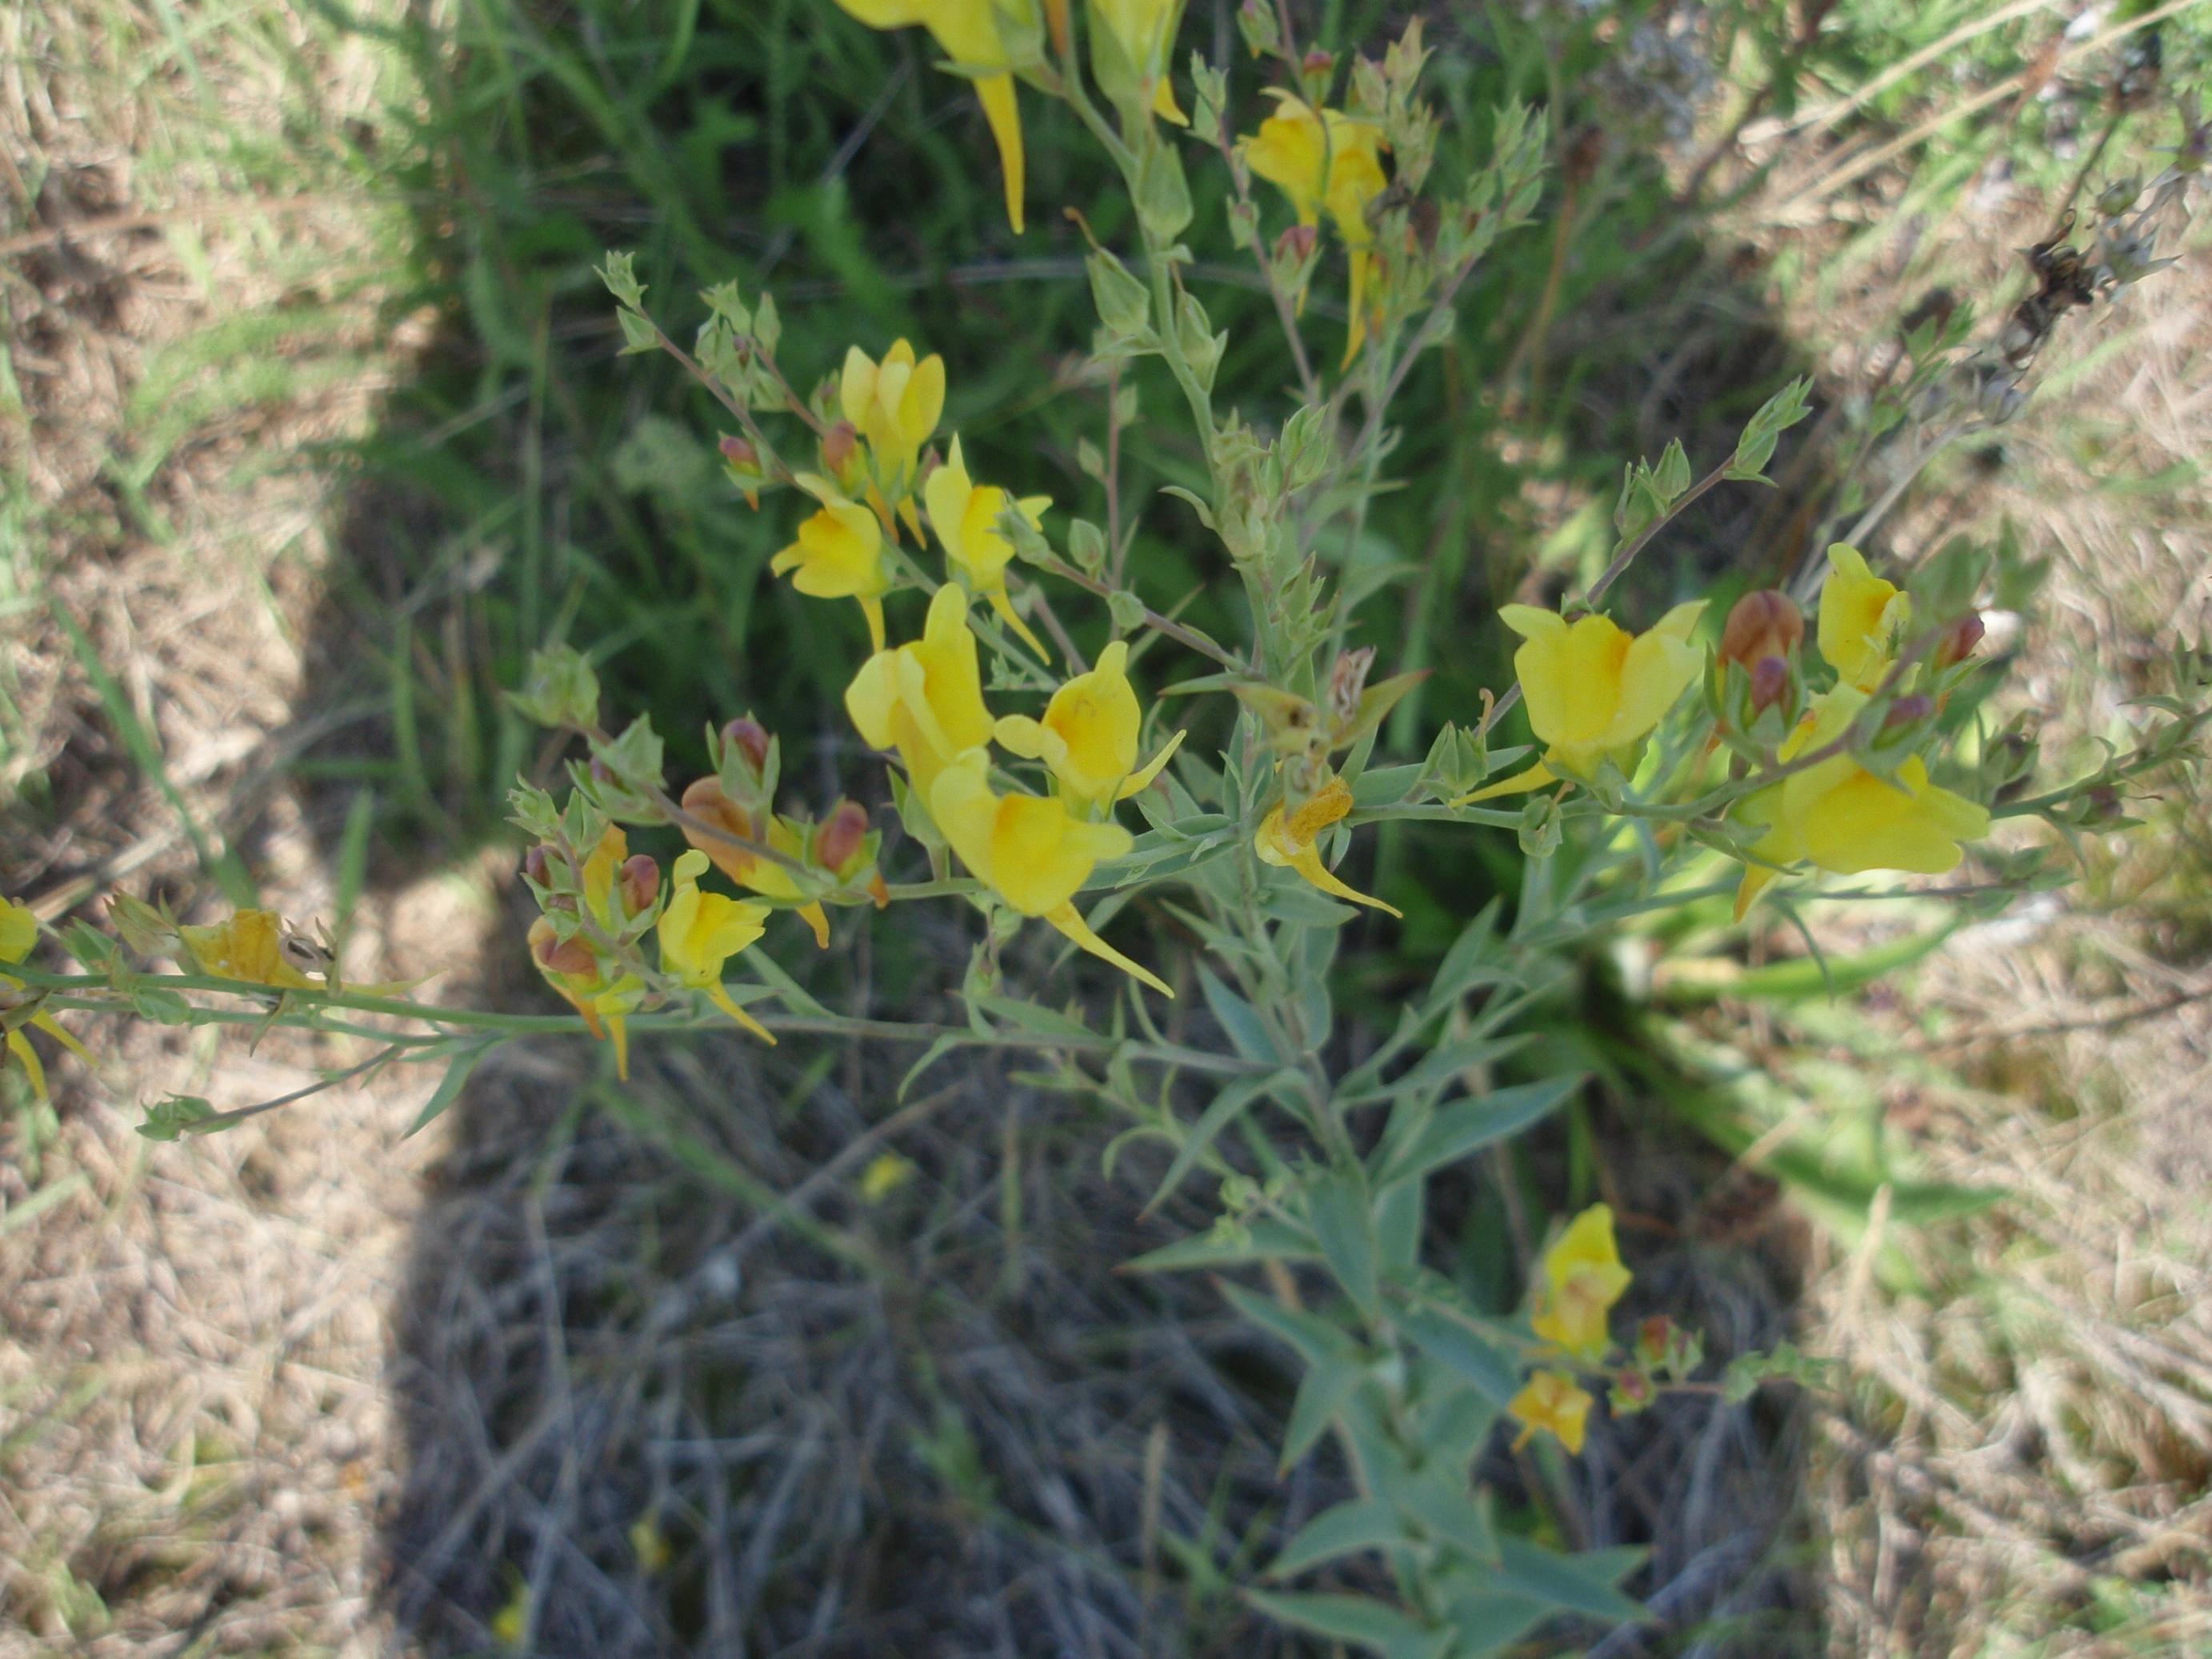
528 912 643 1080
1090 0 1187 123
994 640 1185 814
1458 601 1706 802
929 747 1171 996
1530 1203 1632 1360
678 778 834 949
1238 94 1390 363
1818 543 1910 692
657 851 775 1043
924 434 1051 660
1254 776 1400 917
1508 1369 1594 1454
1 898 90 1102
771 474 894 650
1734 686 1990 918
840 338 948 493
846 584 997 806
179 908 324 989
832 2 1035 230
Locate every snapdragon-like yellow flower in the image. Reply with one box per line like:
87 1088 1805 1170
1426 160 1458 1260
1090 0 1187 123
1818 543 1910 692
1254 776 1400 917
924 434 1051 660
2 898 90 1101
1238 93 1390 364
679 778 833 949
994 640 1185 814
771 474 895 650
929 747 1172 996
1458 601 1706 802
1529 1203 1633 1361
1508 1369 1594 1455
846 584 997 806
840 338 948 495
1733 685 1990 918
831 2 1036 230
657 851 775 1043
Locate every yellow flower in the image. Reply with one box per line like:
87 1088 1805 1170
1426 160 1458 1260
179 908 324 989
1090 0 1187 123
860 1149 918 1201
1458 600 1706 802
678 778 833 949
528 913 644 1080
1529 1203 1633 1361
1238 94 1390 364
924 434 1052 661
657 851 776 1044
1734 685 1990 918
994 640 1185 814
1818 543 1910 692
770 474 894 650
1508 1369 1594 1455
1 898 90 1101
1254 776 1401 917
832 2 1035 230
929 747 1172 996
840 338 948 493
846 584 997 806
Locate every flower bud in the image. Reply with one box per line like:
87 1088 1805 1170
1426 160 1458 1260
1720 590 1803 671
718 434 758 470
1934 612 1985 670
590 755 614 786
820 419 866 492
1274 221 1318 267
1301 49 1334 78
1749 654 1790 718
1881 694 1934 731
522 845 554 888
1610 1368 1654 1414
619 853 659 915
818 799 870 874
722 717 771 777
534 928 597 976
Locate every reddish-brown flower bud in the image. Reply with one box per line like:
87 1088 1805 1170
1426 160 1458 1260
820 419 861 479
1302 48 1333 77
619 853 659 914
534 928 597 976
1748 654 1790 716
718 433 759 470
522 846 554 888
590 755 614 785
818 799 870 874
1614 1368 1654 1407
1720 590 1804 671
1934 612 1986 670
722 716 771 775
1274 222 1318 267
1882 694 1934 730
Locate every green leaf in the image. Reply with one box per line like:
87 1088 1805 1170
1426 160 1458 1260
1146 1067 1298 1213
1492 1537 1648 1624
1279 1353 1364 1472
1120 1217 1319 1273
406 1041 498 1137
1245 1590 1445 1657
138 1095 217 1141
1307 1165 1379 1314
1198 966 1278 1061
972 993 1094 1041
1269 1499 1406 1579
1394 1474 1496 1564
1401 1308 1521 1408
1375 1077 1582 1186
1220 1281 1351 1369
898 1032 966 1101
